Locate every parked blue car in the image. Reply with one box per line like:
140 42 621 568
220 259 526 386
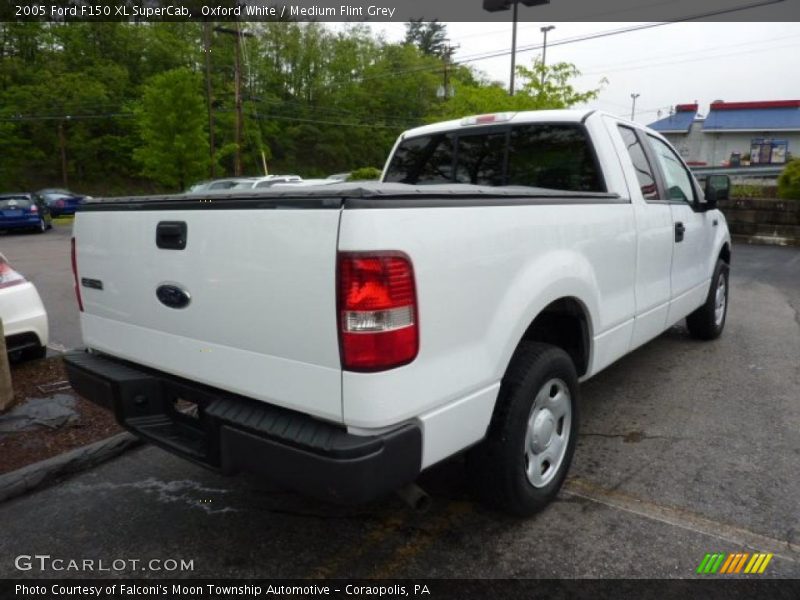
0 193 52 233
37 188 89 217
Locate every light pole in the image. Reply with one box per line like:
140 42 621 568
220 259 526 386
540 25 555 88
483 0 551 96
630 93 640 121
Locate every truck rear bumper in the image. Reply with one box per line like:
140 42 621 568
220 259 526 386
63 350 421 504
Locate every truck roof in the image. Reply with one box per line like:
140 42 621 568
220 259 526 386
399 109 596 140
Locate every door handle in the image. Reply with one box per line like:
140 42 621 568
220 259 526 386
156 221 187 250
675 222 685 243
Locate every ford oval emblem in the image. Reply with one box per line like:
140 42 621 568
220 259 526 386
156 284 191 309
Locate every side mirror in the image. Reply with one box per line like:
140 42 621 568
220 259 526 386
704 174 730 209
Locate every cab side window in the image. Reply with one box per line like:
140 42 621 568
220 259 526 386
617 126 658 200
647 135 696 204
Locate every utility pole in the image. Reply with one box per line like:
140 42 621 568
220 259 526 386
203 22 216 179
439 40 458 100
215 24 253 177
58 118 68 187
630 93 640 121
233 21 243 176
540 25 555 88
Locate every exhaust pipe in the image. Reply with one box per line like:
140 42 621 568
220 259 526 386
395 483 431 511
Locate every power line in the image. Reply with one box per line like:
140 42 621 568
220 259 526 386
353 0 787 84
1 109 410 130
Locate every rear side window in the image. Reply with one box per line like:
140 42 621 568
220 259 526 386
384 123 604 192
0 198 32 209
617 126 659 200
507 125 603 191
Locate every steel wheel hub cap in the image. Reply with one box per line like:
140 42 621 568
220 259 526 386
524 378 572 488
714 277 726 326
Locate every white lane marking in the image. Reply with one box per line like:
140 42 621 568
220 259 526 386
563 478 798 563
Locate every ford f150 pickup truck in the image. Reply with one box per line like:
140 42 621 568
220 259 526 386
64 110 732 515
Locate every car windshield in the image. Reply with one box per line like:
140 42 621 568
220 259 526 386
0 197 32 209
42 193 72 201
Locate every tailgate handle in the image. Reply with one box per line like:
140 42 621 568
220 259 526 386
156 221 187 250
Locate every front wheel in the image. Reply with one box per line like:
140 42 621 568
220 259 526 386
686 259 729 340
466 342 579 516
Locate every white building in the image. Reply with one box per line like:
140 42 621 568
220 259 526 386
648 100 800 167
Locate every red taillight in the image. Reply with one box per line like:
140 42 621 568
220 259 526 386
0 257 26 289
71 237 83 311
29 204 38 213
338 252 418 371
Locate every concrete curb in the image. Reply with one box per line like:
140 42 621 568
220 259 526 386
0 431 141 504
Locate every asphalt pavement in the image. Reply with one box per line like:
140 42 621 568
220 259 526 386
0 236 798 579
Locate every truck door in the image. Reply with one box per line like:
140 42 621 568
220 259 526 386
645 134 714 325
608 122 674 350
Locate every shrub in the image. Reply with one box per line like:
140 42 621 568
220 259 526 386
777 159 800 200
348 167 382 181
731 184 778 199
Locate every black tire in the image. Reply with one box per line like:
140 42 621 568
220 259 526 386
35 218 47 234
466 341 579 516
686 259 729 340
26 345 47 361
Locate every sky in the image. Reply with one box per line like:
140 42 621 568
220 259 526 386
360 21 800 125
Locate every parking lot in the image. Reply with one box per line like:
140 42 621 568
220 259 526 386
0 227 798 579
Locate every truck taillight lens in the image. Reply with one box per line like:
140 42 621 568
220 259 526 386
71 237 83 312
338 252 418 371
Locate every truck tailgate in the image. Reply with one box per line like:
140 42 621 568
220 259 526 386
73 207 343 423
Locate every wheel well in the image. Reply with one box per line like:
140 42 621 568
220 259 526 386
520 298 590 377
719 243 731 265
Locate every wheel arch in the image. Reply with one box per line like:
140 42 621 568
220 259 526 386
515 296 593 378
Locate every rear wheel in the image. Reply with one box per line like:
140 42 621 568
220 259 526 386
466 342 579 516
686 259 729 340
36 218 47 234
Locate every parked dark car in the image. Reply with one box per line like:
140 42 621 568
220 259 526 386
37 188 89 217
0 193 52 233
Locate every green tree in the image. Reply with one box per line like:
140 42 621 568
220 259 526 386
133 68 208 191
404 19 449 58
777 159 800 200
432 59 605 121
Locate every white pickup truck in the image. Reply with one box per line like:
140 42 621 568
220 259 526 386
65 110 732 515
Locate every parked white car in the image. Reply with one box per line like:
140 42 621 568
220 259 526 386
0 253 48 361
230 175 303 190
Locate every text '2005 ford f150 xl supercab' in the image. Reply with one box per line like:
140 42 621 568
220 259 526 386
64 110 732 515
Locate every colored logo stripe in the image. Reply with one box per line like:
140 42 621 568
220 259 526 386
698 552 773 575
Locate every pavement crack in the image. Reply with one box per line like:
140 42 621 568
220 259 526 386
580 431 685 443
563 478 800 563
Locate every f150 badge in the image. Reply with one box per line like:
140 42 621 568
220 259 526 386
156 284 191 309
